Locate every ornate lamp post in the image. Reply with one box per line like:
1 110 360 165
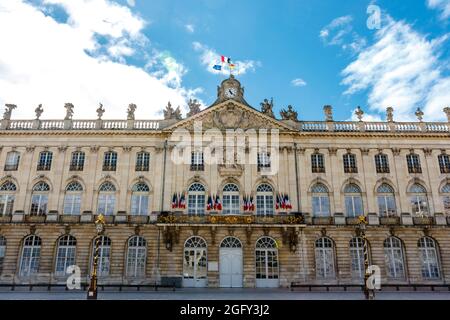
87 214 105 300
358 215 375 300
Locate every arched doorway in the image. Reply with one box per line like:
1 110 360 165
255 236 279 288
219 237 243 288
183 236 207 287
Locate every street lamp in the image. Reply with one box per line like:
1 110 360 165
87 214 105 300
358 215 375 300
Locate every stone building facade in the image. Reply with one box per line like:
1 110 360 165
0 76 449 288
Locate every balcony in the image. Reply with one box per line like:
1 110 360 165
312 167 325 173
135 165 149 172
380 216 400 225
36 164 51 171
102 165 117 171
4 164 18 171
440 167 450 174
69 164 84 171
408 167 422 174
190 164 204 171
344 167 358 174
376 167 390 174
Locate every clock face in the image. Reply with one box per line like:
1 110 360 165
225 87 237 98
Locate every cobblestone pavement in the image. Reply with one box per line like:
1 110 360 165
0 288 449 300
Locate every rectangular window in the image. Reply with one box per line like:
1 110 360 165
407 154 422 173
63 194 81 215
131 194 149 215
37 151 52 171
0 195 14 216
135 152 150 171
438 154 450 174
257 152 271 171
343 153 357 173
103 152 117 171
345 196 363 217
70 151 85 171
190 152 204 171
375 154 390 173
377 195 397 217
4 152 20 171
30 194 48 215
312 196 330 217
311 153 325 173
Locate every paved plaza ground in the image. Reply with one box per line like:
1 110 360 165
0 288 449 300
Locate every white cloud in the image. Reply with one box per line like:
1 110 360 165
126 0 136 7
341 17 450 121
0 0 201 119
427 0 450 19
192 41 259 76
291 78 307 87
319 15 366 53
185 24 194 33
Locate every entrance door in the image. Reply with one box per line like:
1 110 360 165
220 237 243 287
183 236 208 287
255 236 279 288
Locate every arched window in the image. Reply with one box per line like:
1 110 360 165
92 236 111 277
187 183 205 215
0 181 16 216
409 183 429 216
349 237 367 279
377 184 397 217
255 237 279 282
30 181 50 215
223 184 240 214
19 235 41 276
440 183 450 216
0 235 6 274
344 184 363 217
311 183 330 217
384 237 406 279
418 237 441 280
55 235 77 276
4 151 20 171
256 184 274 216
131 183 150 215
126 236 147 277
97 182 116 215
63 182 83 215
220 236 242 248
183 237 207 284
315 237 335 279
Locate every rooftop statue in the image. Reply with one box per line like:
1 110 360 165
163 101 182 120
280 105 298 121
64 103 74 120
3 104 16 120
35 104 44 120
96 103 105 120
260 98 275 118
127 103 137 120
187 99 201 117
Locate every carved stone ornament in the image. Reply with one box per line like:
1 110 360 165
3 104 16 120
58 145 68 153
127 103 137 120
391 148 401 156
163 102 182 120
355 106 364 121
280 105 298 121
96 103 105 120
26 146 35 153
64 103 74 120
443 107 450 123
415 108 424 122
328 147 337 156
35 104 44 120
323 105 333 121
187 99 201 117
90 145 100 153
386 107 394 122
260 98 275 118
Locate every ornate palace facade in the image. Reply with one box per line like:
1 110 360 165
0 76 449 288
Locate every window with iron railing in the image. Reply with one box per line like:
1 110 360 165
37 151 52 171
69 151 85 171
343 153 357 173
135 152 150 171
257 152 271 171
407 154 422 174
438 154 450 174
375 153 390 173
4 151 20 171
103 151 117 171
190 152 204 171
311 153 325 173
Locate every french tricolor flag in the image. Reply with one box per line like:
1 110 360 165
221 56 231 64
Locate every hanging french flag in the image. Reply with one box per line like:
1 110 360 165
275 194 280 210
285 194 292 210
207 195 213 211
216 195 222 211
180 193 186 209
171 193 177 209
243 195 248 211
281 193 286 209
221 55 231 64
250 195 255 211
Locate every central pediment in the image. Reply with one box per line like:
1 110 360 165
164 100 295 131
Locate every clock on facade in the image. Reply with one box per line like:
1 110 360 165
225 87 237 98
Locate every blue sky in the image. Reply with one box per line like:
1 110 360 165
0 0 449 121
